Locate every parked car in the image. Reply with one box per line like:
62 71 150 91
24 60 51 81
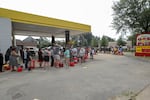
28 47 38 56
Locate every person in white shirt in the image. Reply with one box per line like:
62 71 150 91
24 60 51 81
72 47 78 57
79 47 85 63
90 48 95 59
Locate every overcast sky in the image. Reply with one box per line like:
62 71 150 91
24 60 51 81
0 0 120 40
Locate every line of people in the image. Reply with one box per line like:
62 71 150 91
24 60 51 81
0 46 96 72
30 46 95 69
0 46 32 72
37 46 73 69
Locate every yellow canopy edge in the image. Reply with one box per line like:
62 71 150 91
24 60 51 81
0 8 91 32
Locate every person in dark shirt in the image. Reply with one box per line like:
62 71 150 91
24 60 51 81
38 48 43 68
5 46 12 64
50 47 54 67
23 48 32 71
0 52 4 72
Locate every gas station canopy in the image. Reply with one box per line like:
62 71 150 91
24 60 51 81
0 8 91 37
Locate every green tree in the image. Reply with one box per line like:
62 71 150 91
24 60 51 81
91 37 95 47
71 33 102 47
71 36 78 46
104 36 115 42
82 32 93 46
90 36 100 47
117 36 126 46
71 32 94 46
112 0 150 34
127 34 137 47
80 35 88 46
38 37 50 48
101 36 108 47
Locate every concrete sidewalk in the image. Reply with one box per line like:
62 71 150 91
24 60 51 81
109 84 150 100
136 84 150 100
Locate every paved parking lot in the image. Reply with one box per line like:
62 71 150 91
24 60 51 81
0 54 150 100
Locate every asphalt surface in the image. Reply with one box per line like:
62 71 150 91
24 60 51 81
0 54 150 100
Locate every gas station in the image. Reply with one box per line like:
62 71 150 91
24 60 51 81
0 8 91 55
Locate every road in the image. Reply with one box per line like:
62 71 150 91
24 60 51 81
0 54 150 100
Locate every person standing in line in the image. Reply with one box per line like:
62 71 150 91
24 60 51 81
64 47 70 68
5 46 12 64
72 47 78 58
0 51 4 72
43 48 50 70
19 47 24 63
23 48 32 71
53 46 60 68
90 48 95 59
9 47 19 71
50 47 54 67
77 47 81 62
38 48 43 68
79 47 85 63
23 48 27 69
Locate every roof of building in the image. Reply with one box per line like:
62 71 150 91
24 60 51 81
16 37 37 46
16 39 23 45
